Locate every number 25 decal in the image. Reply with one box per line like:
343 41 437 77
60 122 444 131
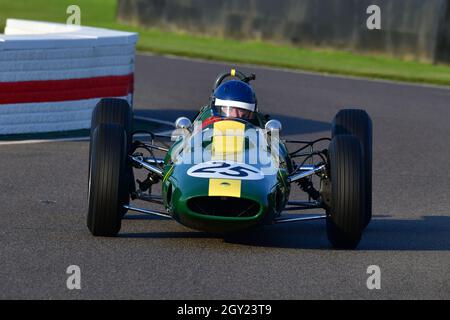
187 161 264 180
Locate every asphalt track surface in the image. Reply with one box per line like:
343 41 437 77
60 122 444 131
1 54 450 299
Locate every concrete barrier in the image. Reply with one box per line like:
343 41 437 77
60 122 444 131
0 19 138 135
117 0 450 63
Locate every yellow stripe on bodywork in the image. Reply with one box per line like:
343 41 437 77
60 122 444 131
163 165 174 183
208 179 241 197
209 120 245 197
212 120 245 162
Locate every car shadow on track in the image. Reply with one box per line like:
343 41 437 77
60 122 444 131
134 109 331 136
225 215 450 251
120 214 450 251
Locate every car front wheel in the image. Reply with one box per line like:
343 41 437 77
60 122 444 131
87 123 129 236
326 135 366 249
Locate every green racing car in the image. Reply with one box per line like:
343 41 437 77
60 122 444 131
87 69 373 249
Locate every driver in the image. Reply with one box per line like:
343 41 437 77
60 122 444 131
211 79 257 120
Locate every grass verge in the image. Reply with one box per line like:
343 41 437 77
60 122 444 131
1 0 450 86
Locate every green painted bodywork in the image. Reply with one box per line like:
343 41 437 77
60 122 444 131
161 106 293 233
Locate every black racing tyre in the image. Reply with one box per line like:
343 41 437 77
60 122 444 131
332 109 372 227
87 123 129 236
326 135 366 249
89 98 134 195
91 98 133 140
89 98 133 165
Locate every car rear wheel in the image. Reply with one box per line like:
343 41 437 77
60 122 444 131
326 135 366 249
87 123 129 236
332 109 372 227
91 98 133 140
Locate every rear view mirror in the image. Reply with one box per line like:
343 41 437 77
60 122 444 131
175 117 192 130
265 119 282 133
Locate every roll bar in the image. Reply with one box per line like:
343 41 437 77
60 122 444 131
213 69 256 91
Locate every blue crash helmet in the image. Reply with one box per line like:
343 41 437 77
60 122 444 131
212 80 257 120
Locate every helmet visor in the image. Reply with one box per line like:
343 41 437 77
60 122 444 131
218 106 254 119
